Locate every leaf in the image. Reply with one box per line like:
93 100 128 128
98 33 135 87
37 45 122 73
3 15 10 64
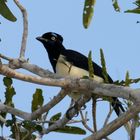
0 0 17 22
55 125 86 135
4 87 15 106
83 0 96 28
100 49 109 83
3 77 12 87
112 0 120 12
3 77 16 106
50 112 61 125
88 51 94 78
22 120 35 130
49 113 86 135
22 120 42 132
35 125 43 132
0 77 16 127
135 0 140 6
125 71 131 86
125 0 140 14
125 8 140 14
31 89 44 112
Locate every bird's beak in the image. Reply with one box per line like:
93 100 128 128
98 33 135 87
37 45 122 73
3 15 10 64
36 36 44 41
36 36 48 42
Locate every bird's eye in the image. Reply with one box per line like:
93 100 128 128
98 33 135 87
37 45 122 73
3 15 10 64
51 36 56 41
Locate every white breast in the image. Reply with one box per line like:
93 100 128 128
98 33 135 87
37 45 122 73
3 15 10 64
56 55 104 101
56 55 104 82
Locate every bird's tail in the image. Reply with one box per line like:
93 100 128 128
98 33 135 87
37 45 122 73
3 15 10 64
112 97 131 135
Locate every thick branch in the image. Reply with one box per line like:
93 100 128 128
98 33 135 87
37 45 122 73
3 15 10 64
13 0 28 59
0 64 140 103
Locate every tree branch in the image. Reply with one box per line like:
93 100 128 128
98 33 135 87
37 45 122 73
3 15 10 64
43 94 91 134
13 0 28 59
0 63 140 103
0 89 67 121
84 103 140 140
0 102 30 120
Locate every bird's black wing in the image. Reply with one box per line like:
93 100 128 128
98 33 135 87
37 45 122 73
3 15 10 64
61 49 125 116
61 49 113 83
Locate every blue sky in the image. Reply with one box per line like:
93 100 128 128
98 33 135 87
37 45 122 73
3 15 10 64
0 0 140 139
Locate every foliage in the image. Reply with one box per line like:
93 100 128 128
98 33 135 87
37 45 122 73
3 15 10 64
0 77 16 127
31 89 44 112
100 49 109 83
49 113 86 135
0 0 17 22
125 0 140 14
83 0 96 28
88 50 94 78
82 0 140 28
112 0 120 12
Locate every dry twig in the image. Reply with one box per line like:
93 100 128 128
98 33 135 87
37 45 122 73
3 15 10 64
13 0 28 59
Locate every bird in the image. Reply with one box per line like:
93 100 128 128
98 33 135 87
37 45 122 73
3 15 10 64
36 32 131 133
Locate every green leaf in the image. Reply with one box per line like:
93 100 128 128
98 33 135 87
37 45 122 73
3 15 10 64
88 51 94 78
3 77 12 87
125 8 140 14
6 120 14 127
125 0 140 14
83 0 96 28
0 0 17 22
3 77 15 106
50 112 61 122
22 120 42 132
35 125 43 132
125 71 131 86
112 0 120 12
31 89 44 112
135 0 140 6
1 77 15 127
55 125 86 135
22 120 35 130
4 87 16 106
100 49 109 83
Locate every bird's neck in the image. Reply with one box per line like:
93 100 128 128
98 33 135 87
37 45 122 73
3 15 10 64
45 44 65 72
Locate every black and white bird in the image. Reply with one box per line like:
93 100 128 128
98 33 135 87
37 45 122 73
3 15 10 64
36 32 131 133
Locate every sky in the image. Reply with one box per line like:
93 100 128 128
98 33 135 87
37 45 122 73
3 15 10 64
0 0 140 140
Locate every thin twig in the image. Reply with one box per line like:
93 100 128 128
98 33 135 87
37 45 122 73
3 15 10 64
103 103 113 127
43 95 91 134
0 115 6 124
92 96 97 132
68 119 89 124
35 119 89 125
84 103 140 140
0 53 13 61
13 0 28 59
80 111 94 133
130 117 137 140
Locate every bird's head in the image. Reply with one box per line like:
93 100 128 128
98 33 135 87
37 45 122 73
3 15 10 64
36 32 65 72
36 32 63 48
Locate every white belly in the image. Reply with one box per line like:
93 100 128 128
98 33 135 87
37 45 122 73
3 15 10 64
56 55 104 100
56 55 103 82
